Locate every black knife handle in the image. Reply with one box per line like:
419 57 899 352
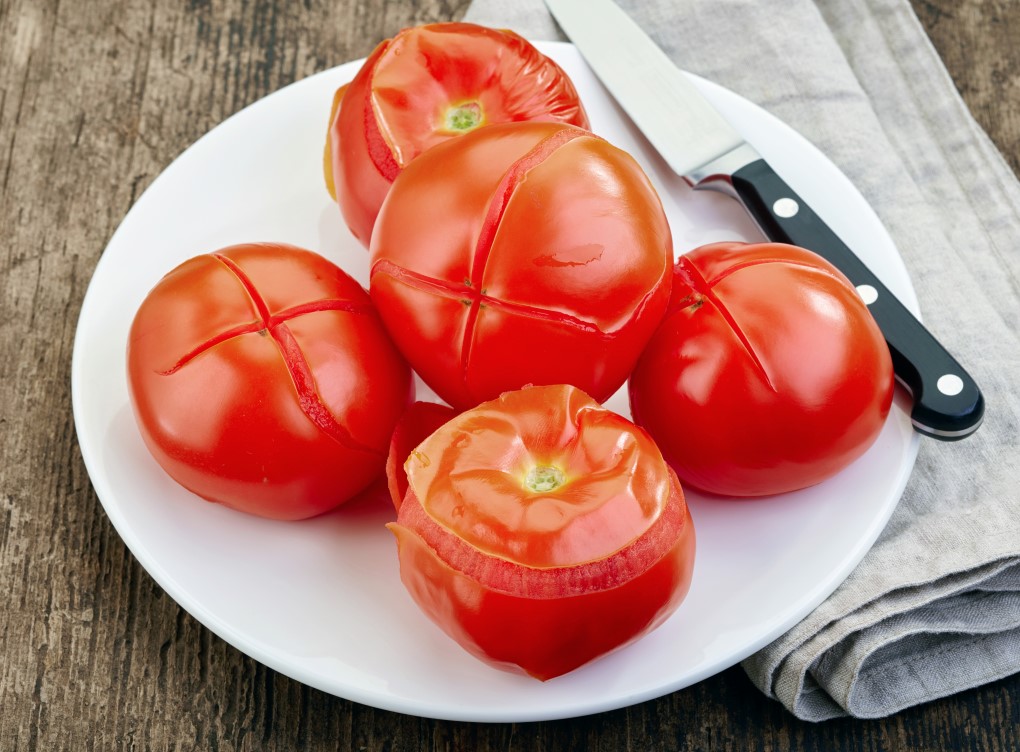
729 158 984 440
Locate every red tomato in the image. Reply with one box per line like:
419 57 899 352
628 242 894 497
385 401 458 512
370 120 673 411
388 384 696 680
328 22 590 246
127 243 414 520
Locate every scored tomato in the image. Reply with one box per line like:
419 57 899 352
327 22 590 246
370 120 673 411
388 384 696 681
126 242 414 520
385 400 458 512
628 241 894 497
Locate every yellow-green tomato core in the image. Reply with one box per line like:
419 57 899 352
525 465 566 493
444 102 483 132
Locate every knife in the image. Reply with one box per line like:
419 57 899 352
545 0 984 440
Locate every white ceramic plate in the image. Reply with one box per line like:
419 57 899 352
72 42 920 722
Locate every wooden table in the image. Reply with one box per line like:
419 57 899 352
2 1 1017 749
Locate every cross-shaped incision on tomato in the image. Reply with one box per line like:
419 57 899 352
127 243 413 520
160 252 382 456
368 120 673 411
629 241 894 497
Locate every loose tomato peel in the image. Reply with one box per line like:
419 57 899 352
387 384 696 680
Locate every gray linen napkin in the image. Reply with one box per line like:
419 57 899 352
465 0 1020 721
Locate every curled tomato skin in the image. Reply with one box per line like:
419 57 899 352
370 121 673 411
628 242 895 497
387 384 696 680
126 243 414 520
329 22 590 247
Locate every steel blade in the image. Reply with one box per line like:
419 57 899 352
545 0 748 178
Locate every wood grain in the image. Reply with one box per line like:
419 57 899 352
911 0 1020 176
1 0 1017 750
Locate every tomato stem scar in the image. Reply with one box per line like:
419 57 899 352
444 101 483 132
524 465 565 493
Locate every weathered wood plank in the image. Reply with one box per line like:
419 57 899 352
910 0 1020 176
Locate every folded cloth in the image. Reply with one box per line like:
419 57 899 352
466 0 1020 721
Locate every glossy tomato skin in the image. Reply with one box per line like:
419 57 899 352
387 385 696 680
385 401 458 512
370 121 673 411
329 22 590 247
628 242 894 497
127 243 414 520
322 83 348 202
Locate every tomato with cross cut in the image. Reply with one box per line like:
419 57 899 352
369 120 673 411
628 241 894 497
126 242 413 520
325 22 590 247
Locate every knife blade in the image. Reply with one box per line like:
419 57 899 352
545 0 983 440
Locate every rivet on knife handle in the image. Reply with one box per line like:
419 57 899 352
728 158 985 440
